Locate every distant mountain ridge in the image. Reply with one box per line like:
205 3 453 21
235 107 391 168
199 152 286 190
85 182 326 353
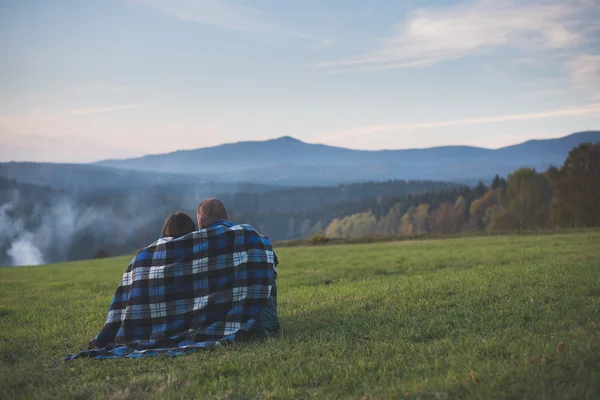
1 131 598 188
0 162 284 192
94 131 600 185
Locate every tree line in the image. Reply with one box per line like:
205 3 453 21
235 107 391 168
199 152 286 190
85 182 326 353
322 143 600 239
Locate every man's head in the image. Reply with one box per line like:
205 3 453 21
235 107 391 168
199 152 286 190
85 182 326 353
197 198 230 229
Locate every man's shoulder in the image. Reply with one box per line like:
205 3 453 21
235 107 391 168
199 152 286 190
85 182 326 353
211 221 259 233
225 223 274 246
202 222 265 239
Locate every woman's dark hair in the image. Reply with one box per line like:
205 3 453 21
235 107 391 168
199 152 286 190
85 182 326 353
161 212 196 238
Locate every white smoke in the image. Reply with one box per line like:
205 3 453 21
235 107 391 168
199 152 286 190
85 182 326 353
0 197 42 266
0 183 211 267
0 191 113 267
7 233 44 266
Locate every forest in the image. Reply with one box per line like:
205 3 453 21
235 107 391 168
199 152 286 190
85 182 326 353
322 143 600 238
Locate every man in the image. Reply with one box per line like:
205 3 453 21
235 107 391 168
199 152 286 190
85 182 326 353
196 199 280 339
66 198 279 359
197 197 231 230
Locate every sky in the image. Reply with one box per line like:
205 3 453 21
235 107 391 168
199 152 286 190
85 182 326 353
1 0 599 163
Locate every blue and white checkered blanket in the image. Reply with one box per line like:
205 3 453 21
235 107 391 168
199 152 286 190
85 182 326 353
65 221 278 359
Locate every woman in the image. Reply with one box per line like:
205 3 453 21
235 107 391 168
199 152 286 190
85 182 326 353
161 212 196 238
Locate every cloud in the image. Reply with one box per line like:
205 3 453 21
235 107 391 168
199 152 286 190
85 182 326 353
132 0 321 41
310 0 596 74
66 104 141 115
568 54 600 97
133 0 272 31
310 59 440 75
320 103 600 142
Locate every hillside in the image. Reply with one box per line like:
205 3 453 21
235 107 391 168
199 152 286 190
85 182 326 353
0 162 292 192
94 131 600 184
1 232 599 398
0 162 198 191
2 131 597 187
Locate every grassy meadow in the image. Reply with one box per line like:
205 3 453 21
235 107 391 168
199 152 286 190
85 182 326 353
1 232 599 399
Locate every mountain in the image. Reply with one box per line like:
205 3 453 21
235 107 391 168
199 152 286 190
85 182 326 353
0 162 199 191
1 132 597 188
95 131 600 185
493 131 600 158
97 135 492 173
0 162 283 192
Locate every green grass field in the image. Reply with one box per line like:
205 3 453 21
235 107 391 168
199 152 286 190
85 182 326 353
1 232 599 399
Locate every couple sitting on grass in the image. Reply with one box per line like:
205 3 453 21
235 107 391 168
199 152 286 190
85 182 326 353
66 199 280 359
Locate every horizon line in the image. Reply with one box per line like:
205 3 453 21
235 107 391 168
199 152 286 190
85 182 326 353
5 130 594 165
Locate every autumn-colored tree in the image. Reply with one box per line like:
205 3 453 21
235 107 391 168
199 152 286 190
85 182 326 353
325 218 342 238
552 142 600 227
544 166 574 228
377 203 404 235
469 189 498 229
400 206 416 236
312 222 324 235
547 199 574 228
325 211 377 238
414 204 430 235
448 196 468 233
350 212 378 238
431 203 454 234
490 168 552 231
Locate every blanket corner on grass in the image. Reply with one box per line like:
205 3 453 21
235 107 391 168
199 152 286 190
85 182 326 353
65 221 278 360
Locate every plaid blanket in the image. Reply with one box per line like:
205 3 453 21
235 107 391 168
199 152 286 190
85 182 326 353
65 221 278 360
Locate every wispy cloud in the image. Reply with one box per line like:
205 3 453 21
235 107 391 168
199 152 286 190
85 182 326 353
568 54 600 98
133 0 272 32
66 104 141 115
310 59 440 75
309 0 597 74
320 103 600 142
131 0 325 42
